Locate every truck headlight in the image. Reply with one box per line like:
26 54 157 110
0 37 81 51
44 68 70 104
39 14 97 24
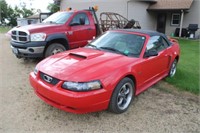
62 80 102 92
30 33 46 41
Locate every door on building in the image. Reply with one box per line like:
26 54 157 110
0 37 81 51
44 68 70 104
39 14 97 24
157 13 166 33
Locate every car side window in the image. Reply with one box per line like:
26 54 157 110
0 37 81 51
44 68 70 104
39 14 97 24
146 36 166 52
162 37 170 47
70 13 89 26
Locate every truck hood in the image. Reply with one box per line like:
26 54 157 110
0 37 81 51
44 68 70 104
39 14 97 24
15 23 63 33
38 48 139 81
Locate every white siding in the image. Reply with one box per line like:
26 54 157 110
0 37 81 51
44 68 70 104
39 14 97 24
183 0 200 38
60 0 127 18
127 1 157 30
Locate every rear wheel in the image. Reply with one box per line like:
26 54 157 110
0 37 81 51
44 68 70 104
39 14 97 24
109 77 134 114
45 43 66 58
168 59 177 77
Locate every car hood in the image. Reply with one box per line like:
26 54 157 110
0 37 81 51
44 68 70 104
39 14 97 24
38 48 139 81
15 23 62 34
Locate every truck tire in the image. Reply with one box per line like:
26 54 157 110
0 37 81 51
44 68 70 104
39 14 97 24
45 43 66 58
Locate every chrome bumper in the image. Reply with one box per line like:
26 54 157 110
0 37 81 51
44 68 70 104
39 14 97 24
11 45 45 54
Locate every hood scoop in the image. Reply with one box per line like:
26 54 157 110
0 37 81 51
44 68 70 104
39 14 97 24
69 53 87 59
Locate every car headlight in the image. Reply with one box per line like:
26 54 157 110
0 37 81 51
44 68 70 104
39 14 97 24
62 80 102 92
30 33 46 41
34 67 38 75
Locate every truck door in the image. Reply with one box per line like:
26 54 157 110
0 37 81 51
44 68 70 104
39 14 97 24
67 12 96 49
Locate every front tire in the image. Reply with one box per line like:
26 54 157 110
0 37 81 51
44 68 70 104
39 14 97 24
109 77 134 114
45 43 66 58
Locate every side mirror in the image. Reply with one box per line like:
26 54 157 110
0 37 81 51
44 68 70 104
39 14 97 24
144 49 158 58
79 17 85 25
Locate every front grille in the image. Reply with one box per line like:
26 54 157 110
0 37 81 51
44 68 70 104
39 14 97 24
19 31 27 36
12 30 16 34
40 72 60 85
11 30 29 42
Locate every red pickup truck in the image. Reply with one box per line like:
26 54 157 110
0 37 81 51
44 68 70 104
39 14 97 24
10 7 139 58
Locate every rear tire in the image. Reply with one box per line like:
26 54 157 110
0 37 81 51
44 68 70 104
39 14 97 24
45 43 66 58
109 77 134 114
168 59 177 77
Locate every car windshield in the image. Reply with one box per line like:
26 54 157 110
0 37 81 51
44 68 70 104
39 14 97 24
87 32 146 57
43 12 73 24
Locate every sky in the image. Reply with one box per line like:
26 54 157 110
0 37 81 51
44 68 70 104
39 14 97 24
6 0 54 12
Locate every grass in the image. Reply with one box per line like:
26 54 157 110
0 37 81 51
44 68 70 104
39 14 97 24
165 38 200 94
0 26 11 33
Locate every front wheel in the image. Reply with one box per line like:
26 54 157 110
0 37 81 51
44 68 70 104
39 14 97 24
109 77 134 114
45 43 66 58
168 59 177 77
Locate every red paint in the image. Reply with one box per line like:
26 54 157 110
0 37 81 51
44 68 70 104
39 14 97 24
30 30 180 114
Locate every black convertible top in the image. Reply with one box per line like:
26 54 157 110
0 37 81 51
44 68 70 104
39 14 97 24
114 29 164 36
113 29 172 45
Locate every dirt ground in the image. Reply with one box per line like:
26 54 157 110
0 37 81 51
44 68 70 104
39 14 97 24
0 34 199 133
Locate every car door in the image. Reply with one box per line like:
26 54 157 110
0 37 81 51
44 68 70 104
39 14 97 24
136 35 171 91
67 12 96 48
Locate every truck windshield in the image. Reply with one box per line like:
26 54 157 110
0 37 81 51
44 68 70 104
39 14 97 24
43 12 73 24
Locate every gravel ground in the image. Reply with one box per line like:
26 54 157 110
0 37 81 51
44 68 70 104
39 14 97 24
0 34 199 133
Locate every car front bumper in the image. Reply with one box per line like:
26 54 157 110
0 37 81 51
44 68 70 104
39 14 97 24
29 72 110 114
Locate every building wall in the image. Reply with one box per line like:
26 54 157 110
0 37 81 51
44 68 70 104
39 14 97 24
127 1 157 30
60 0 154 31
60 0 127 17
183 0 200 38
165 0 200 38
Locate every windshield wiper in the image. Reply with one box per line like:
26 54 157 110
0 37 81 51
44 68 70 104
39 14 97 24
99 46 128 56
43 21 56 24
87 43 99 50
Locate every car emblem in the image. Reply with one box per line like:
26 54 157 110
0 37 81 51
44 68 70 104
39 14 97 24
43 74 53 83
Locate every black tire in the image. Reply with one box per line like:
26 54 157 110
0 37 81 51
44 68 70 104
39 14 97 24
168 59 177 77
109 77 135 114
45 43 66 58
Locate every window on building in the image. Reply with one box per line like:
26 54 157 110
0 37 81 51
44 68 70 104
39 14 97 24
171 13 180 25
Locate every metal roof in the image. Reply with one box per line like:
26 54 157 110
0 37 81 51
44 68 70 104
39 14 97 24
26 14 40 19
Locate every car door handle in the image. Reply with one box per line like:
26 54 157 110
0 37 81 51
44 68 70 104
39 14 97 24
87 28 93 30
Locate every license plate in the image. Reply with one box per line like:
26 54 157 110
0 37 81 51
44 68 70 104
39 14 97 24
12 48 18 54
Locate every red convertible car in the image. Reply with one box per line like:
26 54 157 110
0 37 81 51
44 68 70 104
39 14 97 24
29 29 180 114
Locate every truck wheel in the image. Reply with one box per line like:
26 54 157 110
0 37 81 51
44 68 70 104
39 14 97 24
45 43 66 57
108 77 134 114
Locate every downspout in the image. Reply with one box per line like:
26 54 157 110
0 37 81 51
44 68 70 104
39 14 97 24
127 0 132 19
179 10 184 38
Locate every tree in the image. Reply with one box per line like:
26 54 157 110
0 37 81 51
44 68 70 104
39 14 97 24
0 0 9 24
47 3 60 13
6 6 19 26
0 0 34 26
21 7 34 18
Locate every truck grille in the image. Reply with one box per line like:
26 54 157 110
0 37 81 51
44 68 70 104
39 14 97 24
11 30 29 42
